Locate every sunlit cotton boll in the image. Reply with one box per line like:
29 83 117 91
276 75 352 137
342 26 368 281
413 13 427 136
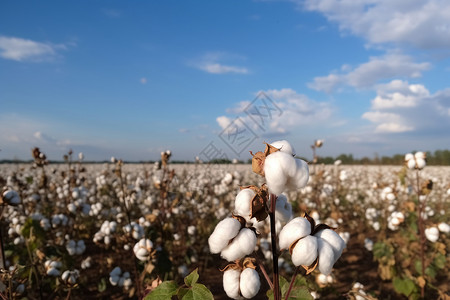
314 229 346 264
425 227 439 243
316 238 335 275
264 151 309 195
438 222 450 233
275 194 293 224
223 269 241 299
133 238 154 261
291 235 318 267
278 217 311 250
234 188 256 221
208 217 242 254
270 140 296 156
221 228 257 262
240 268 260 299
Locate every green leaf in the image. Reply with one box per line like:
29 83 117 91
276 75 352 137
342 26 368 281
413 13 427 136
287 287 313 300
425 265 437 279
180 283 213 300
414 260 422 275
144 281 178 300
184 268 199 287
97 278 107 292
393 277 416 297
267 276 312 300
434 253 446 269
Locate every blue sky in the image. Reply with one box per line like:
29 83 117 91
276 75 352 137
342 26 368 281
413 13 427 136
1 0 449 161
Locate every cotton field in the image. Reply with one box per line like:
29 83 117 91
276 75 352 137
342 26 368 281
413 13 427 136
0 147 449 299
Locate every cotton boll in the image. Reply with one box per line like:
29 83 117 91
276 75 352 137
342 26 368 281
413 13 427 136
264 152 291 195
316 238 335 275
275 194 292 224
416 158 426 169
264 151 309 195
286 158 309 192
407 159 416 170
425 227 439 243
364 238 374 251
221 228 257 262
314 229 346 264
234 189 255 220
438 222 450 233
291 235 318 267
270 140 296 156
279 217 311 250
223 269 241 299
208 217 242 254
240 268 260 299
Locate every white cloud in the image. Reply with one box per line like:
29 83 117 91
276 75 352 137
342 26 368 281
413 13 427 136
301 0 450 49
191 52 249 74
217 88 335 136
199 63 248 74
362 80 450 134
308 53 430 92
0 36 68 62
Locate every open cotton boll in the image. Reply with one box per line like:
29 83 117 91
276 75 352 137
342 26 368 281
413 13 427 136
286 158 309 191
234 189 256 221
223 269 241 299
416 158 426 169
279 217 311 250
270 140 296 156
209 217 242 254
221 228 257 262
275 194 292 224
425 227 439 242
316 238 335 275
264 152 309 195
291 235 318 267
314 229 346 264
240 268 260 299
438 222 450 233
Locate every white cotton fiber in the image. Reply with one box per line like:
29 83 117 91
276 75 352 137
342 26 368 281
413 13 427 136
270 140 296 156
286 158 309 192
208 217 242 254
240 268 260 299
275 194 292 224
234 188 255 221
223 269 241 299
221 228 257 262
279 217 311 250
425 227 439 243
291 235 318 267
314 229 346 264
317 238 335 275
264 151 309 195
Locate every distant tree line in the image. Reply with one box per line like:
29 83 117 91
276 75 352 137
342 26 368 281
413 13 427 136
316 150 450 166
1 150 450 165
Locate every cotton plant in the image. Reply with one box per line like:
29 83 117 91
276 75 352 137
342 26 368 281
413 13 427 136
208 140 346 299
109 266 132 290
